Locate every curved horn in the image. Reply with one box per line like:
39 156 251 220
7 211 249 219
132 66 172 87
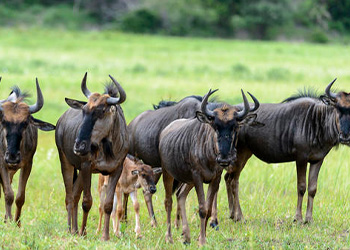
29 78 44 114
81 72 91 98
325 78 337 99
201 89 218 117
236 90 250 120
107 75 126 105
247 92 260 112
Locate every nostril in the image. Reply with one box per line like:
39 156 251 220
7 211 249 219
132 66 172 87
150 186 157 194
80 142 86 150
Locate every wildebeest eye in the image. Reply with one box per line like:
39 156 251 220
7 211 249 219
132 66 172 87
207 115 214 121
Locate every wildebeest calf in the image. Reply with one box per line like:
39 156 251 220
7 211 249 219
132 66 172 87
96 155 161 238
0 77 55 226
159 89 261 245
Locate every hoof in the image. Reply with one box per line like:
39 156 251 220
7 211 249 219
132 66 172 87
165 234 174 244
293 217 303 223
151 220 158 228
210 222 219 231
304 217 313 224
101 234 110 241
183 240 191 245
79 229 87 237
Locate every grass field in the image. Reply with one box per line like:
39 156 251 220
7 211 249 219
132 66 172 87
0 28 350 249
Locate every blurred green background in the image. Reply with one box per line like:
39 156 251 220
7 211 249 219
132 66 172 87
1 1 350 249
1 0 350 43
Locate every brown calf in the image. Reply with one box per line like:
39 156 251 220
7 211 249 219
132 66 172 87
96 155 161 238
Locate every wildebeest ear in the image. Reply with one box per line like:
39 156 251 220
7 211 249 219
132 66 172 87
65 98 87 109
31 117 56 131
320 95 336 106
131 170 139 175
196 111 212 124
239 114 264 127
153 168 162 174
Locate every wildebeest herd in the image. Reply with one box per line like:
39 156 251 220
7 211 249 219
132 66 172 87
0 73 349 245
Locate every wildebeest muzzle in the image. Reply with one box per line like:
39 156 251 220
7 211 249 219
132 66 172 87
149 185 157 194
339 132 350 144
73 139 90 156
216 152 236 168
5 150 21 165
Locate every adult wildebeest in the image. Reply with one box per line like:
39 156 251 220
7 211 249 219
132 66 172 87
128 94 204 227
96 155 161 238
55 73 128 241
159 89 261 245
0 77 55 226
225 78 350 224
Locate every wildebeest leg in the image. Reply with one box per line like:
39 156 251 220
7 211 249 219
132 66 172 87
111 192 118 234
163 169 174 243
72 172 84 234
205 176 221 234
96 181 107 234
59 152 75 233
15 161 33 227
174 183 188 229
305 160 323 223
224 172 234 219
193 176 207 246
0 167 14 222
122 193 129 222
79 162 92 236
144 171 162 227
130 191 142 238
231 169 244 221
114 189 123 237
177 183 193 244
209 192 219 229
294 159 307 222
102 163 124 241
143 191 157 227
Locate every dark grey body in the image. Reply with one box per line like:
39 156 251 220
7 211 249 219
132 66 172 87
239 98 338 163
160 118 222 184
56 107 128 172
159 118 223 245
127 96 202 226
55 104 128 239
128 96 202 167
225 97 340 223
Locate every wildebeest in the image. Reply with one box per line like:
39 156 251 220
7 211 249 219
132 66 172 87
225 79 350 223
55 73 128 240
96 155 161 238
159 89 260 245
128 94 204 227
0 78 55 226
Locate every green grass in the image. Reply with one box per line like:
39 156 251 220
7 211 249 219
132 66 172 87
0 28 350 249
